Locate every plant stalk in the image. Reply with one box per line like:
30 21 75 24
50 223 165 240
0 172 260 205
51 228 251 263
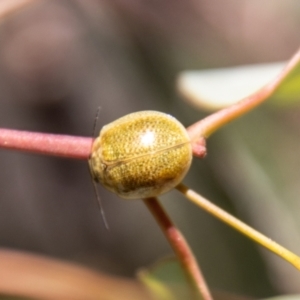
143 197 213 300
187 47 300 140
176 183 300 271
0 129 92 160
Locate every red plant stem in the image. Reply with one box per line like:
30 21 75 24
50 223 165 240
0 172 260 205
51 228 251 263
187 47 300 140
143 197 213 300
0 129 93 160
1 49 300 161
0 128 204 159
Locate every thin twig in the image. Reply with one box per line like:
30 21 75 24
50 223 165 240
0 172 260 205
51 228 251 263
0 129 92 160
187 47 300 140
143 197 213 300
176 183 300 271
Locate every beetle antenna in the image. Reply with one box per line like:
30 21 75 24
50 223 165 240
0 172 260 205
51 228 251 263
90 106 109 230
92 178 109 230
92 106 101 137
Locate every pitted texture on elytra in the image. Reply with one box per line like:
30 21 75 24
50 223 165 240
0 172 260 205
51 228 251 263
89 111 192 199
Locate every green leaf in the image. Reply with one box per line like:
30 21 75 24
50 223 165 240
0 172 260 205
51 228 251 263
178 62 285 111
177 49 300 111
137 258 193 300
272 61 300 105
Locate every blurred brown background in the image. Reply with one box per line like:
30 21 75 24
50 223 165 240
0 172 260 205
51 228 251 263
1 0 300 297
